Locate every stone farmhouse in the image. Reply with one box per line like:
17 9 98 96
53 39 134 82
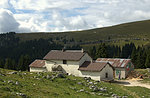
29 49 134 81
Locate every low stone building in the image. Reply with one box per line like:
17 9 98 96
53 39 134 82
29 60 47 72
29 49 114 81
79 61 114 81
96 58 134 79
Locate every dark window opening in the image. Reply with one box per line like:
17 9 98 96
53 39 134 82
105 73 108 78
63 60 67 64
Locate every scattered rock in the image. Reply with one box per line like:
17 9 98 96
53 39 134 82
79 89 84 92
8 80 13 84
93 87 99 92
50 77 56 81
77 82 82 85
85 91 89 93
8 71 17 74
15 81 19 85
122 96 128 98
46 75 51 79
69 87 76 90
23 73 27 75
0 73 6 76
73 79 77 81
86 77 91 80
89 82 93 85
0 79 4 82
104 94 109 96
98 93 103 96
99 88 107 92
56 73 65 78
16 92 27 97
112 94 117 97
33 76 37 78
117 96 122 98
90 92 95 95
87 80 90 82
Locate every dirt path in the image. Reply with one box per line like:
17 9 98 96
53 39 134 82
116 79 150 89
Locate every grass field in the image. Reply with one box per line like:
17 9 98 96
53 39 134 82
0 68 150 98
15 19 150 48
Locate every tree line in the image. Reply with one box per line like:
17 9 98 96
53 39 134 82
0 32 150 71
88 43 150 68
0 32 82 71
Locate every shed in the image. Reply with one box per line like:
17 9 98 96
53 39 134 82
79 61 114 81
29 60 47 72
96 58 134 79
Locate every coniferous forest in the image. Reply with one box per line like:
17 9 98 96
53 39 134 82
0 32 150 71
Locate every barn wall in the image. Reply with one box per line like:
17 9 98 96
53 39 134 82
125 62 134 77
115 68 125 79
80 64 114 81
80 71 100 81
99 64 114 80
30 67 47 72
115 62 134 79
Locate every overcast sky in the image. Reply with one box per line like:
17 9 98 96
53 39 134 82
0 0 150 33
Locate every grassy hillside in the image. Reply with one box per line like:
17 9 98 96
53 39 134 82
16 20 150 46
0 68 150 98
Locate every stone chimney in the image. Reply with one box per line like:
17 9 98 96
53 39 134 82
91 59 93 63
62 48 65 52
81 48 84 52
62 46 66 52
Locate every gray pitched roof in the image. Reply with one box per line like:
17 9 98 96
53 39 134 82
43 50 85 61
79 61 113 72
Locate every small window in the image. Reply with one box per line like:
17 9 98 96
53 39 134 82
105 73 108 78
63 60 67 64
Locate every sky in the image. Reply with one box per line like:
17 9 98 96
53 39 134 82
0 0 150 33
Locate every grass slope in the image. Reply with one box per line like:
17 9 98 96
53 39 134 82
16 20 150 45
0 68 150 98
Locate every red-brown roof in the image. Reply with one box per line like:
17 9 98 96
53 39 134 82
96 58 131 68
43 50 85 61
79 61 113 72
29 60 46 68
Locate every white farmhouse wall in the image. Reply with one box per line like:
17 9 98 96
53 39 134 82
30 67 47 72
46 60 82 76
45 53 92 76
